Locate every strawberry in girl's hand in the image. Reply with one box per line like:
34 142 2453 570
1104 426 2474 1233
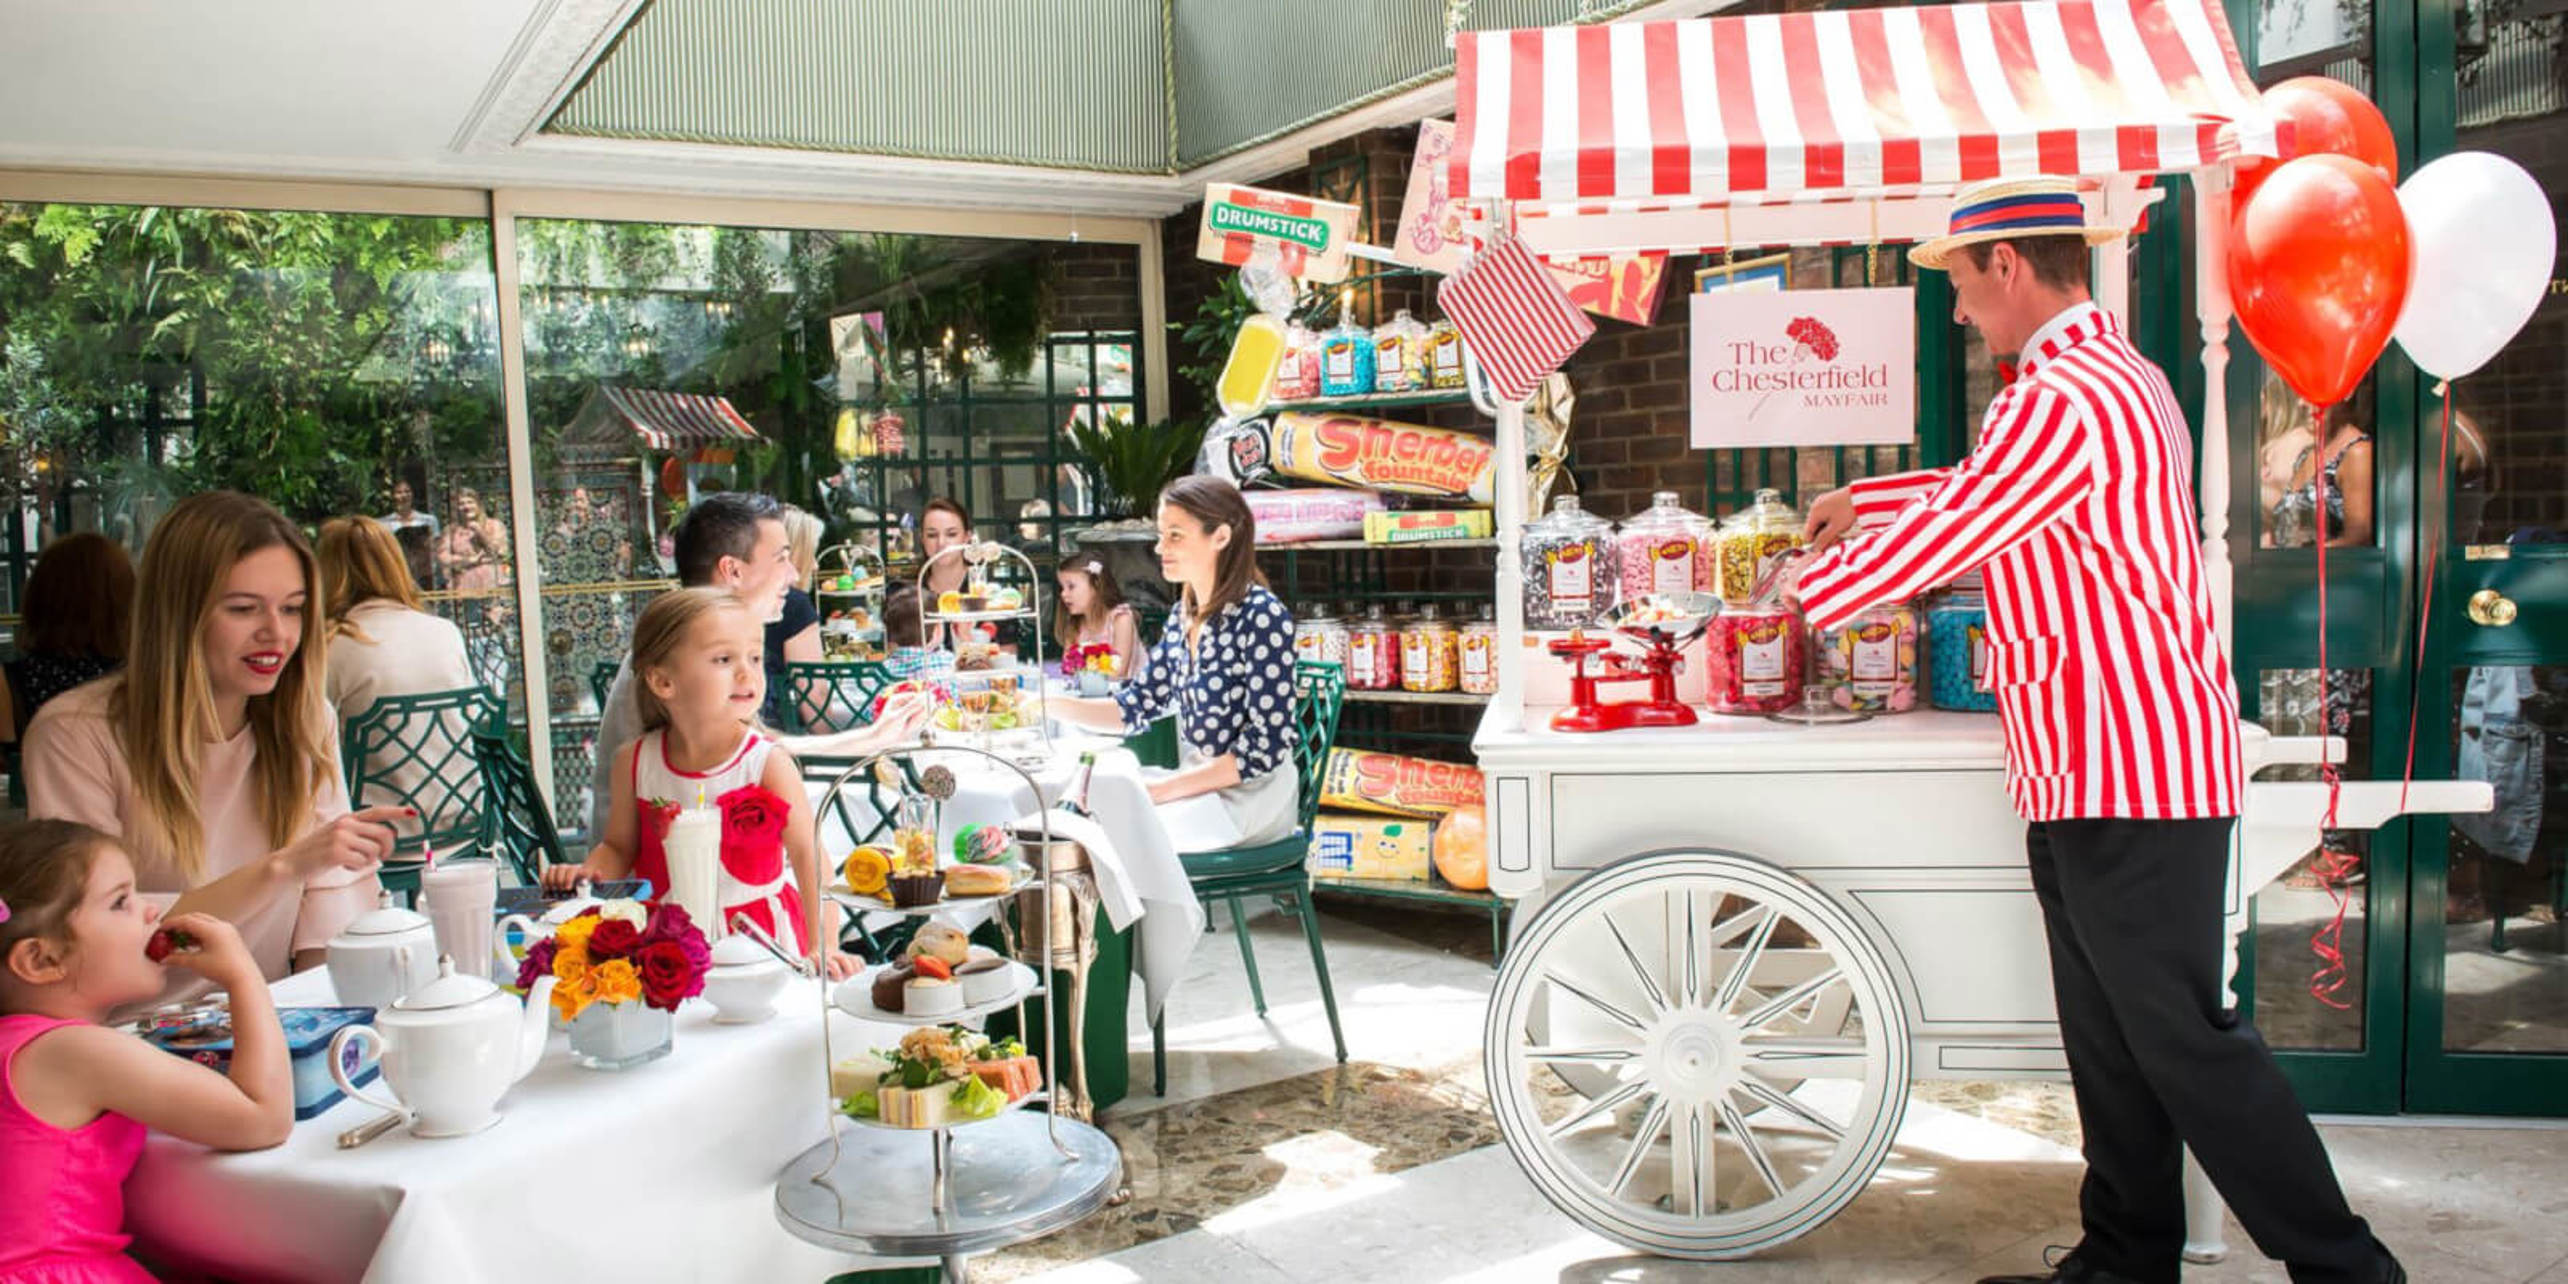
145 928 197 963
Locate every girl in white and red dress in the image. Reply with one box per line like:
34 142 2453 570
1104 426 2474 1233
545 589 858 980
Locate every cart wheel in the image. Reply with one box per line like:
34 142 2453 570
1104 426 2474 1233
1484 850 1910 1259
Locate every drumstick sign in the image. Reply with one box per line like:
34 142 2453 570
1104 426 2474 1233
1197 184 1361 284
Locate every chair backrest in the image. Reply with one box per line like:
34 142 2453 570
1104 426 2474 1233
341 686 503 856
781 660 896 735
1290 661 1348 834
589 661 620 716
473 723 564 884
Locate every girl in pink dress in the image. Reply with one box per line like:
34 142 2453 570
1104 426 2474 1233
0 820 298 1284
544 589 857 980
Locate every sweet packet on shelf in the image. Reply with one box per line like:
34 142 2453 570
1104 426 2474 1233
1317 748 1485 819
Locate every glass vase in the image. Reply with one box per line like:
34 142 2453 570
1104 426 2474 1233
566 999 673 1070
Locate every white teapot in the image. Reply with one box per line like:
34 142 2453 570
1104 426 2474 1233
326 893 439 1011
330 957 558 1138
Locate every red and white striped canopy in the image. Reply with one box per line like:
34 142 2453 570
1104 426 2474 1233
1450 0 2280 209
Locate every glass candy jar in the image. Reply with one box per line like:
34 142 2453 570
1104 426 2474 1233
1925 581 1996 712
1716 489 1808 605
1815 602 1921 714
1399 604 1460 693
1458 604 1499 696
1616 491 1715 602
1706 603 1808 716
1521 495 1617 629
1346 605 1402 691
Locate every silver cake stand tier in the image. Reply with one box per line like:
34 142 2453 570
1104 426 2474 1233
775 1108 1120 1281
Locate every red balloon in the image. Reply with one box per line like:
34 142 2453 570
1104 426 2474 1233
2227 153 2412 408
2235 76 2398 206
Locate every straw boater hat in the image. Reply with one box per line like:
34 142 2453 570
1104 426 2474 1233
1909 175 2125 271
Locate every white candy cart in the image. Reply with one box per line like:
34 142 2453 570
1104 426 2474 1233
1449 0 2492 1261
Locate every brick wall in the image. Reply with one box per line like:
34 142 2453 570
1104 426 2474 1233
1043 242 1143 335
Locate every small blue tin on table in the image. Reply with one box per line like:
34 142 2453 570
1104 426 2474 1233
1925 585 1997 713
145 1005 381 1120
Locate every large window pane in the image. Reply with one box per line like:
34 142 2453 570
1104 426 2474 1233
513 221 1137 836
0 201 522 719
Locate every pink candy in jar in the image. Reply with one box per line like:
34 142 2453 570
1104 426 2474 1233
1617 491 1714 601
1346 605 1401 691
1706 605 1807 715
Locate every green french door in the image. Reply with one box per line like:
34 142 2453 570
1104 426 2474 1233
2398 0 2568 1117
2221 0 2568 1116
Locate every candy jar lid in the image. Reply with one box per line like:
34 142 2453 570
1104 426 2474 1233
1727 488 1802 534
1475 602 1495 624
1413 602 1442 624
1624 489 1710 535
1531 493 1610 538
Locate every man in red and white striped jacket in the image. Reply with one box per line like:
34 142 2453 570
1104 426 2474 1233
1793 177 2401 1284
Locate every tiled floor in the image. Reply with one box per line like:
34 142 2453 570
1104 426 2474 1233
990 897 2568 1284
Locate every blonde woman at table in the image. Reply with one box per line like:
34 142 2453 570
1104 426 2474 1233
544 589 861 980
0 820 299 1284
1054 476 1299 851
316 517 479 843
22 492 401 990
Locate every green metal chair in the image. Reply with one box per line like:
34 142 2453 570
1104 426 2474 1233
1151 660 1349 1096
781 660 897 735
589 661 619 717
341 686 503 903
473 723 566 888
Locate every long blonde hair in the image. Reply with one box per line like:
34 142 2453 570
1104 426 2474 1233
629 587 756 734
116 492 336 879
318 517 426 645
779 504 824 593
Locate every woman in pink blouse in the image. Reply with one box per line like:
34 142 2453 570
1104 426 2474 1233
21 493 403 988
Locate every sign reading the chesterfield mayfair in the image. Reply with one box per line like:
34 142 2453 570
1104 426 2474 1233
1197 183 1361 283
1689 286 1914 448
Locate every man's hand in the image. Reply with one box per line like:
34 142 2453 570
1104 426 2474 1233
1804 487 1857 553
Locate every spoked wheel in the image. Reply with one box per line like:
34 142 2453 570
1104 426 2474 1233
1485 850 1911 1259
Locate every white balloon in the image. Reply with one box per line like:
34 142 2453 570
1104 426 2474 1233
2391 151 2556 381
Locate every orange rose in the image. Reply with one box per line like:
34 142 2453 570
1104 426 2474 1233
552 943 591 984
554 915 601 953
592 959 643 1007
551 969 600 1021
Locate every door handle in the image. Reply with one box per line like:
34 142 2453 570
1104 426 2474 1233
2468 588 2519 627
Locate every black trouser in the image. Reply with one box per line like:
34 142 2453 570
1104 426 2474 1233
2025 818 2387 1283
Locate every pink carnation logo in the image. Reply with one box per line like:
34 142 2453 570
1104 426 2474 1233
1785 316 1841 362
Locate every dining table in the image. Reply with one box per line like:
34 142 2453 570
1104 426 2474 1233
125 967 936 1284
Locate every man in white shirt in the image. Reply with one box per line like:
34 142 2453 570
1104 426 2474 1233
571 491 929 848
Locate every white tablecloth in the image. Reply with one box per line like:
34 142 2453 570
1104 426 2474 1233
127 969 923 1284
811 732 1207 1019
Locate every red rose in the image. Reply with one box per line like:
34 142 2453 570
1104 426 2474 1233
719 784 790 846
637 939 703 1011
587 919 642 962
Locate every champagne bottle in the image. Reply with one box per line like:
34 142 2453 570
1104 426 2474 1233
1059 751 1100 819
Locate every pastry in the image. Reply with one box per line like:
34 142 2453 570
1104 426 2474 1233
944 864 1011 898
953 824 1012 865
971 1054 1042 1102
990 587 1023 611
956 957 1016 1006
937 590 963 615
958 593 987 612
904 975 963 1017
840 846 892 897
869 964 915 1013
907 923 971 968
886 871 946 908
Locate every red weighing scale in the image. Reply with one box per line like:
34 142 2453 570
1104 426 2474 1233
1547 593 1722 733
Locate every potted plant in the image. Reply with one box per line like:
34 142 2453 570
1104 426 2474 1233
1067 414 1207 619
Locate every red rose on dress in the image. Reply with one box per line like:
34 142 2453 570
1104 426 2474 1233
719 784 790 844
586 919 642 962
637 939 704 1011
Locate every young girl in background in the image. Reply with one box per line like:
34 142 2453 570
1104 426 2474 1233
543 590 855 980
0 819 298 1283
1054 555 1140 683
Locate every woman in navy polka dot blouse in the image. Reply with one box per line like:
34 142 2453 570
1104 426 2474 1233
1056 477 1300 850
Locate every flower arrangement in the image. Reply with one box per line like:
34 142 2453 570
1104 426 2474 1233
516 899 711 1022
1060 642 1120 681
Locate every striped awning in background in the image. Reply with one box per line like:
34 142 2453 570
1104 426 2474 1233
1449 0 2280 209
567 386 760 453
